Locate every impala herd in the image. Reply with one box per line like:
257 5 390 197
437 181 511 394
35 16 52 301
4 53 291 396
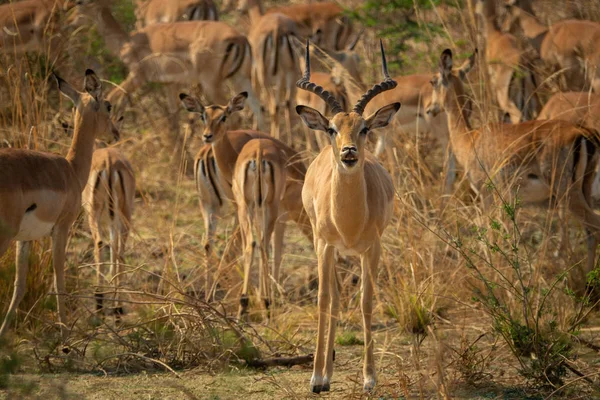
2 0 600 394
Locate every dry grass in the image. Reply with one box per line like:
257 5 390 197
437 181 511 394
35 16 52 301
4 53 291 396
2 0 600 398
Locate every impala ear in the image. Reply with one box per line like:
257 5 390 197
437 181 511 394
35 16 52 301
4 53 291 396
83 69 102 101
179 93 204 114
54 72 81 105
227 92 248 114
365 103 401 130
439 49 453 80
296 105 329 132
457 49 477 81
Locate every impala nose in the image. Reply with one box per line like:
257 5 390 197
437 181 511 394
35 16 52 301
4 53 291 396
203 133 213 143
342 145 357 154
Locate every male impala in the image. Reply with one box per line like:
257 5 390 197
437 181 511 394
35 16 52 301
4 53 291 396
242 0 299 142
295 41 399 393
74 0 264 134
134 0 218 29
501 0 600 92
427 48 600 280
476 0 540 123
296 70 349 152
84 147 135 319
179 92 312 301
233 139 287 319
0 69 119 340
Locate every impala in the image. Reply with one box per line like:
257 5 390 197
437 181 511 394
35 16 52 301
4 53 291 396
242 0 299 143
537 91 600 251
475 0 540 123
501 0 600 92
364 54 476 193
427 48 600 281
233 139 287 319
134 0 218 29
267 2 352 51
296 70 349 152
73 0 265 136
179 92 312 302
295 40 399 393
0 69 119 340
0 0 66 55
84 146 135 320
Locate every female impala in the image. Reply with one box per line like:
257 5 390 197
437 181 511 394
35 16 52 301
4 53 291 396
0 69 119 340
84 147 135 319
427 48 600 281
233 139 287 320
179 92 312 301
295 41 400 393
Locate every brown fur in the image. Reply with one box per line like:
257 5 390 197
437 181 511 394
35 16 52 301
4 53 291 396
134 0 218 29
233 139 287 320
83 147 135 316
428 49 600 283
0 70 118 340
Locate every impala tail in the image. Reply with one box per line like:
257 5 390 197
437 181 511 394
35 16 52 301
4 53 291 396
222 37 251 79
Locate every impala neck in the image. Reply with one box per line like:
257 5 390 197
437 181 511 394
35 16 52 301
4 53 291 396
246 0 264 24
516 11 547 53
330 157 368 242
211 133 237 186
91 5 130 58
66 110 97 189
445 91 476 165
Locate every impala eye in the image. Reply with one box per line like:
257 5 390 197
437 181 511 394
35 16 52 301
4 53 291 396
105 101 112 112
360 127 368 135
220 115 227 123
326 128 336 136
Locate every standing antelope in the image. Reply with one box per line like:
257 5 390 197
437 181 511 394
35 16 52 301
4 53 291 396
295 41 400 393
242 0 299 143
84 147 135 319
179 92 312 302
0 69 119 340
192 144 229 299
296 70 349 152
426 48 600 281
134 0 218 29
0 0 66 55
501 0 600 93
73 0 265 139
266 2 352 51
476 0 540 123
233 139 287 319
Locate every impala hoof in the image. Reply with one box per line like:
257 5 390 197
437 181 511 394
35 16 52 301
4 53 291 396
363 377 376 393
321 382 330 392
310 375 323 393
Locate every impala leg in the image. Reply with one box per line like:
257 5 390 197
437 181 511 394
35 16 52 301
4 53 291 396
258 225 270 322
322 261 340 392
238 206 255 320
311 240 334 393
202 209 217 302
52 228 69 341
557 204 571 257
89 211 104 314
361 240 380 392
271 219 285 301
0 241 31 338
231 75 265 131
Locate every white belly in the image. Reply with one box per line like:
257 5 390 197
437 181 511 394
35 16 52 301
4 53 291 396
14 213 55 241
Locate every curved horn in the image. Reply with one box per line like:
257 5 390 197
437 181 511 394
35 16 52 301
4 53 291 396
296 40 344 115
352 39 397 115
346 28 364 51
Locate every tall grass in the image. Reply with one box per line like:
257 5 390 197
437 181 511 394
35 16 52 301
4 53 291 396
1 0 600 398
